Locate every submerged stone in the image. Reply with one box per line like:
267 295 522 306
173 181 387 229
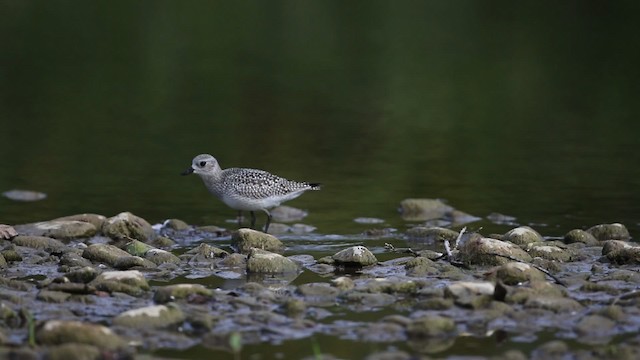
154 284 213 303
271 205 308 222
406 315 456 338
398 198 453 221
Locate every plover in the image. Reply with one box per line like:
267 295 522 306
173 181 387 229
182 154 320 232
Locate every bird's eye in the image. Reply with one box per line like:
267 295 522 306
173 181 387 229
199 161 207 167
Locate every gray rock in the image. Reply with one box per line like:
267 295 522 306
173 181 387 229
587 223 630 241
605 246 640 265
564 229 599 246
14 220 97 240
90 270 150 296
398 198 453 221
59 252 93 268
82 244 131 267
36 320 126 349
0 254 7 268
144 249 181 265
163 218 190 231
112 304 185 329
527 244 572 262
575 314 616 338
444 281 495 308
45 343 102 360
458 236 532 266
101 212 156 242
231 228 284 254
502 226 544 246
602 240 632 256
332 246 378 267
54 214 106 231
113 255 157 270
405 257 439 276
12 235 66 252
154 284 213 303
36 290 72 303
524 296 583 312
64 266 99 283
495 262 547 285
246 248 299 273
298 283 340 306
219 253 247 268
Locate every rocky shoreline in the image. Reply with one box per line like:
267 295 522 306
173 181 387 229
1 202 640 359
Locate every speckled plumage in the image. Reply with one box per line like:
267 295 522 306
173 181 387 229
182 154 320 232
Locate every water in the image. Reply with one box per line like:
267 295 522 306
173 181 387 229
2 1 640 358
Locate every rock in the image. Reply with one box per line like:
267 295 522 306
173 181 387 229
527 244 572 262
444 281 495 308
524 296 583 313
59 252 93 267
332 276 355 291
343 292 397 308
231 228 284 254
405 257 439 276
602 240 633 256
37 290 72 303
575 314 616 338
113 256 157 270
54 214 106 231
0 254 8 268
531 340 570 360
0 224 18 239
185 243 229 259
163 218 190 231
495 262 547 285
587 223 630 241
144 248 181 265
101 212 156 242
563 229 599 246
1 247 21 263
298 283 340 305
458 236 532 266
398 198 453 221
332 246 378 267
246 248 299 273
150 236 176 248
112 304 185 329
2 189 46 201
605 246 640 265
36 320 126 349
45 343 102 360
496 280 567 304
406 315 456 338
124 240 155 257
90 270 150 296
14 220 97 240
154 284 213 303
64 267 99 283
12 235 66 252
502 226 544 246
219 253 247 268
82 244 131 267
270 205 308 222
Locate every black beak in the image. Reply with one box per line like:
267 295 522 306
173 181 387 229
181 167 194 176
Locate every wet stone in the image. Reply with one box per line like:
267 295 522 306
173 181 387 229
59 252 93 268
564 229 600 246
145 248 181 265
90 270 150 296
503 226 544 247
524 296 583 313
102 212 156 242
587 223 630 241
406 315 456 338
332 246 378 267
45 343 103 360
601 240 632 256
164 218 190 231
63 266 99 283
54 213 107 231
1 248 22 262
246 248 298 274
154 284 213 304
495 262 547 285
232 228 285 254
82 244 131 266
36 320 127 349
445 281 495 309
113 255 157 270
113 303 185 329
406 227 459 252
37 290 72 303
270 205 308 222
405 256 439 276
124 239 155 257
527 244 572 262
14 220 97 240
458 236 532 266
12 235 66 252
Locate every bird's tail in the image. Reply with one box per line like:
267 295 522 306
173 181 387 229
308 183 322 190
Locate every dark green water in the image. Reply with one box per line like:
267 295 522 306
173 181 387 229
2 1 640 358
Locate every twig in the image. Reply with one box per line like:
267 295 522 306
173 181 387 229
384 243 418 256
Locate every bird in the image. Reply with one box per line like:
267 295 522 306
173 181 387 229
182 154 320 232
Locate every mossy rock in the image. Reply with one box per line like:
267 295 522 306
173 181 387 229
587 223 630 241
36 320 127 349
231 228 284 254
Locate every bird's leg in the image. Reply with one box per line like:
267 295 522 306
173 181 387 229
237 211 243 227
250 211 256 229
262 209 272 233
